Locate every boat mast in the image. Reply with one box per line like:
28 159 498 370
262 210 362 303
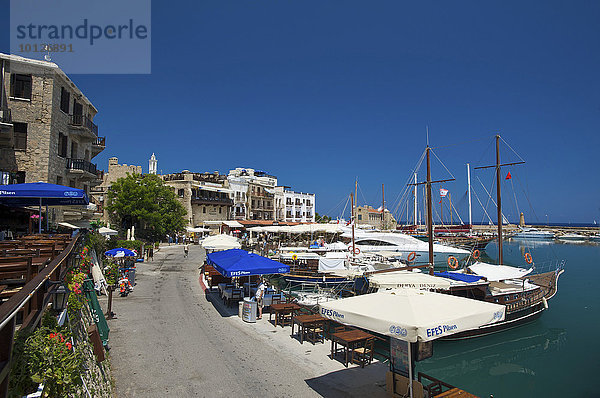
382 183 385 230
351 192 355 257
426 146 434 276
495 135 503 265
467 163 472 232
413 172 418 226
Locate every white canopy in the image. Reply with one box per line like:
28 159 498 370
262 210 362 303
468 262 533 281
319 289 505 342
318 257 347 273
368 271 452 290
223 221 243 228
98 227 118 236
201 234 241 250
186 226 211 233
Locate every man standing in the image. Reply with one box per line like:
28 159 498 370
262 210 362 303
255 279 266 320
183 243 189 258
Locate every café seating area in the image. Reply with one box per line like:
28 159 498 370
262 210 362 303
0 234 72 304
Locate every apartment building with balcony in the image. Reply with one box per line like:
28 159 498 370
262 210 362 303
227 168 278 221
0 53 105 223
163 171 233 226
283 190 316 223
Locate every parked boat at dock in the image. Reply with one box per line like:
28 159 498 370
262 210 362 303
513 228 555 240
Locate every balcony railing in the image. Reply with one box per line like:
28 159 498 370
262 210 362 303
191 196 233 206
0 107 11 124
69 114 98 137
66 158 97 174
93 136 105 147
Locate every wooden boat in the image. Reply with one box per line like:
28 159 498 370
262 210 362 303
414 137 564 339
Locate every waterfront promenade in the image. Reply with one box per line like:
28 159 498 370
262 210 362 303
107 244 388 397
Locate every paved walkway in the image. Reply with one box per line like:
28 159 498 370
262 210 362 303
107 244 389 397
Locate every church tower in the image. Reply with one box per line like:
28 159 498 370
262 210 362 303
149 153 157 175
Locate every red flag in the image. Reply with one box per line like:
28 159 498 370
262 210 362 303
439 199 442 204
506 172 512 180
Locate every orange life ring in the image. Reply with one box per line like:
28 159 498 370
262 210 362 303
354 247 361 255
472 249 480 259
407 252 417 262
525 252 533 264
447 256 459 269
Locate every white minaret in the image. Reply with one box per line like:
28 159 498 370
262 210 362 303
149 153 157 175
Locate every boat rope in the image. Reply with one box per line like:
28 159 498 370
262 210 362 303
471 185 494 225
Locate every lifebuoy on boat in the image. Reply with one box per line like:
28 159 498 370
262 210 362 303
472 249 480 259
291 253 298 261
354 247 361 255
525 252 533 264
447 256 459 269
407 252 417 262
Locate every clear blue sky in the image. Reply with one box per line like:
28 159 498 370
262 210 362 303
2 1 599 224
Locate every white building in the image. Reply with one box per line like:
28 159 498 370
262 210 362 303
227 168 278 221
283 190 316 223
148 153 157 174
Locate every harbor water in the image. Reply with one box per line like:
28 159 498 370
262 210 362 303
417 239 600 397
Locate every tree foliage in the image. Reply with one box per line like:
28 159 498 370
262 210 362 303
315 212 332 223
106 174 186 241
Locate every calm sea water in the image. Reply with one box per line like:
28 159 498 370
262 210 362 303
417 239 600 397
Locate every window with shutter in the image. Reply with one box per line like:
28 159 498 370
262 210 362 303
60 87 70 113
13 122 27 150
58 133 68 157
11 74 32 100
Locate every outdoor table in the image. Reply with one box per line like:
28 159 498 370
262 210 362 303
270 303 300 327
250 287 276 296
291 314 327 344
263 293 286 307
222 288 243 306
331 329 374 367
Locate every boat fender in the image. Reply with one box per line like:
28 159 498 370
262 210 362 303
407 252 417 262
542 297 548 309
447 256 459 270
472 249 480 259
525 252 533 264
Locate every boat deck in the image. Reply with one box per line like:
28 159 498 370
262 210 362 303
521 271 561 300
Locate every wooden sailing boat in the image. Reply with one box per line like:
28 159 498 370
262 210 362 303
433 135 565 339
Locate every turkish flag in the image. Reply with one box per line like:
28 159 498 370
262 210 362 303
506 172 512 180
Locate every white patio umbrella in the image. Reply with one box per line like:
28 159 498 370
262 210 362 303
201 234 241 251
98 227 118 236
319 289 505 397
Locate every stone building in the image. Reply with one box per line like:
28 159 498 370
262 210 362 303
91 157 142 222
0 53 105 224
163 171 233 227
356 205 396 230
282 190 316 223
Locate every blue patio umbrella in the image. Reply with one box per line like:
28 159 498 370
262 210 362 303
0 182 89 233
105 248 137 258
206 249 290 277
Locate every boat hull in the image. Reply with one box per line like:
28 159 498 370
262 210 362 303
442 302 546 340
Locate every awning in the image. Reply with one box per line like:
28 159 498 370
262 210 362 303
223 221 243 228
368 271 452 290
186 226 211 233
58 222 80 229
203 220 228 226
319 289 505 342
468 262 533 281
206 249 290 277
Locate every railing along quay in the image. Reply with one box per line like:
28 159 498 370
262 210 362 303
0 234 82 397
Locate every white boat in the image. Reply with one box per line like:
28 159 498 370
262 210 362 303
513 228 555 240
343 230 471 267
558 233 587 241
590 234 600 242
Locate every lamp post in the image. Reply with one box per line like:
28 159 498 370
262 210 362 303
51 283 69 312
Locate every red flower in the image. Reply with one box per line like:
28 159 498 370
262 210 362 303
66 342 73 350
49 333 56 338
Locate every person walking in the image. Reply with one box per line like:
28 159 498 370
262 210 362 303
183 243 189 258
149 246 154 261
